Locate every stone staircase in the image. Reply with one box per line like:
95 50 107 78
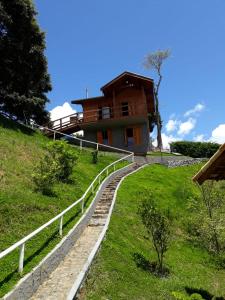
30 162 145 300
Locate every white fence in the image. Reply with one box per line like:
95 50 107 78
0 124 134 274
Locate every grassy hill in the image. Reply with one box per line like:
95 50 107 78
0 115 123 297
81 164 225 300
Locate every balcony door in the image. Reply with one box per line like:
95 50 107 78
97 129 112 145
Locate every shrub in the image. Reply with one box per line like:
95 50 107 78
170 141 220 158
92 150 98 164
138 191 171 275
32 154 57 195
33 140 78 194
186 181 225 254
46 140 78 182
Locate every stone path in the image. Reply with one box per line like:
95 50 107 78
31 163 143 300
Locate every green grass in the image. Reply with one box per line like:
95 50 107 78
81 164 225 300
0 115 127 297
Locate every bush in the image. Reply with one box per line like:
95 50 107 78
92 150 98 164
32 154 57 195
33 140 78 194
170 141 220 158
138 191 171 275
46 140 78 182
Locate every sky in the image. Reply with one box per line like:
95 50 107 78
35 0 225 148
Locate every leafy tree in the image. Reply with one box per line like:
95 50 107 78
138 192 171 275
144 49 170 149
0 0 51 124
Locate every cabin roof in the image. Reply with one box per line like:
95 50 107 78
71 71 154 104
71 96 104 105
100 71 153 92
193 143 225 185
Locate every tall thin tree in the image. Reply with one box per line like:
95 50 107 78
144 50 170 149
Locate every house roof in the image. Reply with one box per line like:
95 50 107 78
193 143 225 185
71 96 105 105
71 71 154 104
101 71 153 92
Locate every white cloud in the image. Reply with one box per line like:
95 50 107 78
193 134 205 142
153 133 178 150
166 119 178 132
50 102 77 121
178 118 196 135
184 103 205 117
210 124 225 144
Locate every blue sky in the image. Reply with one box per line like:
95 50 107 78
35 0 225 147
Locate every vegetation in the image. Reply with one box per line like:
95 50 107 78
144 49 170 149
170 141 220 158
81 164 225 300
0 0 51 123
0 114 124 297
138 191 171 275
91 149 99 164
187 181 225 256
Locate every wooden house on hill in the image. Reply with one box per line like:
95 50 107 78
71 71 156 155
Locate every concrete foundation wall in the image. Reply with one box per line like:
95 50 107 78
83 123 149 155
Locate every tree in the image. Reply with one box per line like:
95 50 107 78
144 49 170 149
138 192 171 275
0 0 52 124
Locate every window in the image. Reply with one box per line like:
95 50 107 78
122 102 129 116
98 106 111 120
126 128 134 146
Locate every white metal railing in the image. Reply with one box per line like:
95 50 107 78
0 124 134 275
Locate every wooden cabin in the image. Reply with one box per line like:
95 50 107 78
193 143 225 184
71 72 155 155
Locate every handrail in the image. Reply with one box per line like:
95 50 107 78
0 123 134 275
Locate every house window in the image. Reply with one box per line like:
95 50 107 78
122 102 129 116
98 106 111 120
126 128 134 146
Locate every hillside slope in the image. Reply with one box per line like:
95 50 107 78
0 115 121 297
81 164 225 300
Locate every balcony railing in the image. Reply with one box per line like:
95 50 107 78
47 103 147 132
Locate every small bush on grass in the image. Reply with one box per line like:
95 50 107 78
32 154 57 195
46 140 78 182
91 150 98 164
138 191 171 276
33 140 78 194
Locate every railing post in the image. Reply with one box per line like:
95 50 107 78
18 243 25 273
132 154 134 162
91 184 94 194
113 165 116 172
80 140 82 151
81 198 84 213
59 216 63 237
97 143 99 151
99 175 101 185
53 131 56 141
106 168 109 177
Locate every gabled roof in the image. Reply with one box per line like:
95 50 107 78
193 143 225 184
101 71 153 92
